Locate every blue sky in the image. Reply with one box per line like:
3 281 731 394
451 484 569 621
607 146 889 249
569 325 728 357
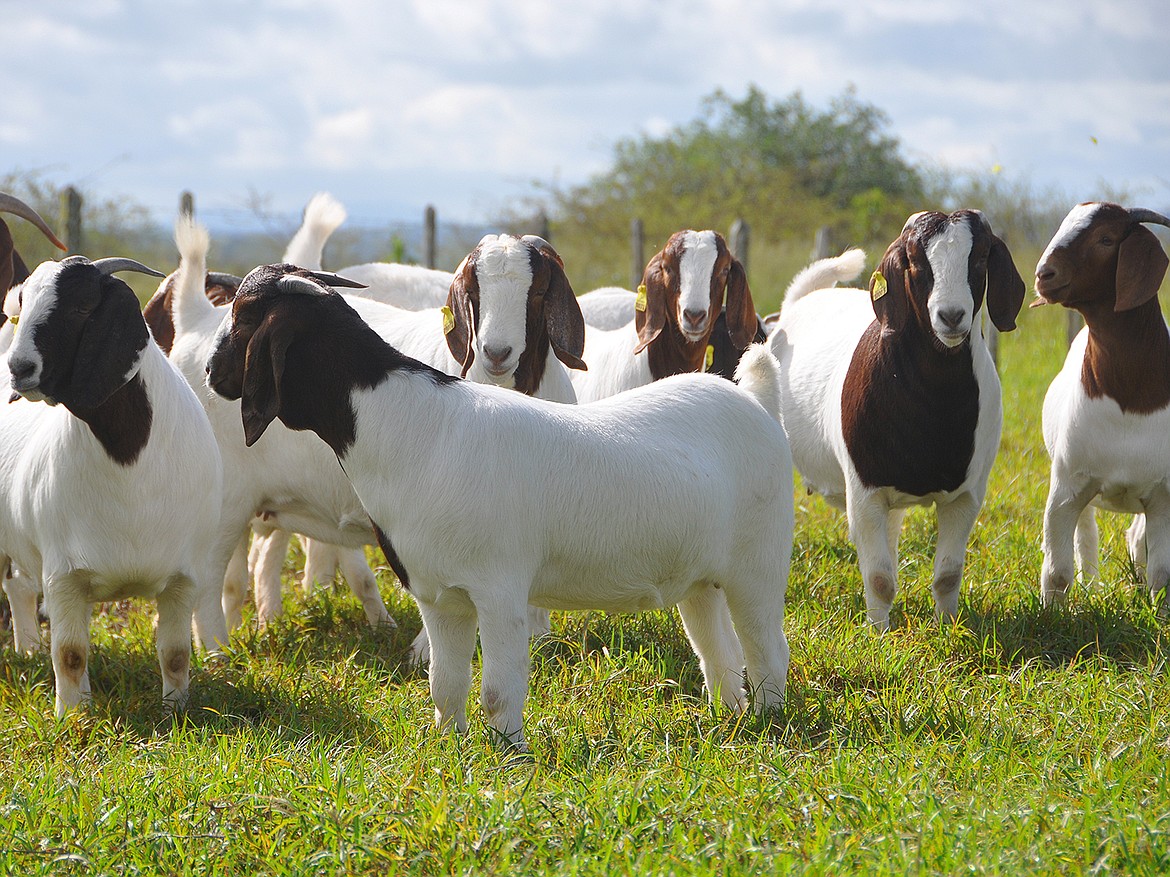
4 0 1168 231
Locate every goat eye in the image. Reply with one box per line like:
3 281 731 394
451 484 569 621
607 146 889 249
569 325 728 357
1099 236 1115 247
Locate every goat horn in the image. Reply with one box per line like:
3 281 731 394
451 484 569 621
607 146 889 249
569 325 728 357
521 235 555 252
92 257 166 278
207 272 243 288
1128 208 1170 228
0 193 67 251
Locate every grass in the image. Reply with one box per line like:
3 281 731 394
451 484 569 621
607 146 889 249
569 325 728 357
5 287 1170 874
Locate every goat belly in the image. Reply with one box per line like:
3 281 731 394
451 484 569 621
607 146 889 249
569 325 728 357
841 331 979 496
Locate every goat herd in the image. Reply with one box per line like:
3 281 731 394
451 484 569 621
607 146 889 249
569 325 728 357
0 191 1167 751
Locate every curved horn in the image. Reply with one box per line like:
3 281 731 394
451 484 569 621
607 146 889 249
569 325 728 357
92 257 165 278
1128 208 1170 228
521 235 554 251
0 192 67 251
276 274 333 296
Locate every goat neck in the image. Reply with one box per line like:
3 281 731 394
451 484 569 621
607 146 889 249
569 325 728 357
1080 297 1170 413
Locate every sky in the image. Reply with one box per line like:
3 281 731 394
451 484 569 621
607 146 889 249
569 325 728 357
3 0 1168 232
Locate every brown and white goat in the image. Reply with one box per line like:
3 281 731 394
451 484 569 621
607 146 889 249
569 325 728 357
1033 202 1170 603
771 210 1026 629
571 230 757 402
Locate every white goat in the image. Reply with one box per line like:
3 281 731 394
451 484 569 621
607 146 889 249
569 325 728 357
0 256 227 714
577 286 636 330
1032 202 1170 603
771 215 1025 630
572 230 758 403
206 264 793 749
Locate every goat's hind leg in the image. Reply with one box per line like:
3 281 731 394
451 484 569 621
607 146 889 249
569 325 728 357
157 574 196 712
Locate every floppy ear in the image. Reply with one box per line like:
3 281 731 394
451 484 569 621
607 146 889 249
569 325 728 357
542 253 587 371
871 238 910 333
634 251 668 355
1115 225 1169 312
64 276 150 412
444 256 477 376
240 318 293 447
985 233 1026 331
724 257 757 349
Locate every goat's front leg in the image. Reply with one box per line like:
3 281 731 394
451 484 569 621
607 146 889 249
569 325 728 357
42 572 93 716
476 593 533 750
932 491 982 622
848 489 898 631
157 574 196 712
415 591 478 734
1127 514 1149 583
1041 469 1098 606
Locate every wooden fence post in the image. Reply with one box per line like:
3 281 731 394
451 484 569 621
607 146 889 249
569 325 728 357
630 218 644 288
62 186 83 256
537 210 550 243
812 225 832 260
424 205 437 269
180 190 195 219
1067 311 1084 347
729 218 750 273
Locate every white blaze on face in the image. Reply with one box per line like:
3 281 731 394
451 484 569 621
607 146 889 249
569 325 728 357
473 235 533 386
925 219 975 347
7 260 65 390
1038 202 1101 267
676 230 719 340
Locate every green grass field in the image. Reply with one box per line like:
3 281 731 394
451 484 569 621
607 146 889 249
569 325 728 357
3 291 1170 875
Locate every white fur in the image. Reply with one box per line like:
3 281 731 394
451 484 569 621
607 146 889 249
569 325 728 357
218 281 794 748
577 286 636 330
338 263 454 311
0 261 226 715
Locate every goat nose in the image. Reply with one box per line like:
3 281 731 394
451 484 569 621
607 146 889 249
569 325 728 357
9 356 36 387
938 307 966 330
483 344 512 365
682 308 707 327
1036 265 1056 283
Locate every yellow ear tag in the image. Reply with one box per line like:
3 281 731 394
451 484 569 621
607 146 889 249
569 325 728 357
441 305 455 335
870 270 888 302
7 315 17 327
704 344 714 371
635 284 648 312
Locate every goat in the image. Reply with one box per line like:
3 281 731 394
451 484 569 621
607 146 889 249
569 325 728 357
1032 202 1170 604
571 230 757 402
206 263 793 749
0 256 227 714
771 214 1025 629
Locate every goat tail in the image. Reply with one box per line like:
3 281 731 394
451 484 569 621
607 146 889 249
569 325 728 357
282 192 347 269
172 213 213 331
782 247 867 307
734 343 782 422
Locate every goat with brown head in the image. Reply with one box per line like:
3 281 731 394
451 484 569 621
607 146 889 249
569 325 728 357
1035 202 1170 607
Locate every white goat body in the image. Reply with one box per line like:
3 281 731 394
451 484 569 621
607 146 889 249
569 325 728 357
207 268 794 749
0 256 226 714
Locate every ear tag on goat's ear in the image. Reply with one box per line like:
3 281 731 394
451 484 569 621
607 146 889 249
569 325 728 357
635 284 648 312
870 270 888 302
441 305 455 335
704 344 714 371
6 315 16 327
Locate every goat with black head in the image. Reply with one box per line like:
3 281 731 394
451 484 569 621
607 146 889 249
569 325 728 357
1033 202 1170 604
0 255 229 714
771 209 1026 630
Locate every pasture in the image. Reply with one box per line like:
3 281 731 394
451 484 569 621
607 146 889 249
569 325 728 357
2 263 1170 875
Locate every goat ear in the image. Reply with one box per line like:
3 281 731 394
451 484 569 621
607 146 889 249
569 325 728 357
871 239 910 332
65 276 150 412
634 252 668 355
724 258 758 349
543 255 587 371
985 234 1026 331
1115 225 1169 312
240 319 292 447
444 258 476 376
